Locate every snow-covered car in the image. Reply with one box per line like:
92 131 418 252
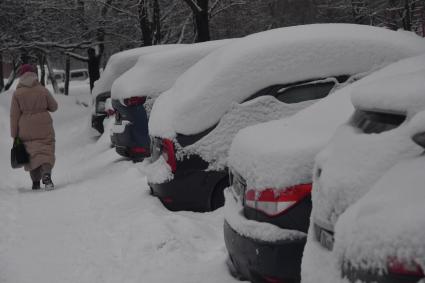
110 40 232 161
224 53 425 283
334 111 425 283
147 24 425 213
91 44 182 134
301 56 425 283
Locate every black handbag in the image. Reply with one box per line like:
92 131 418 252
11 137 29 169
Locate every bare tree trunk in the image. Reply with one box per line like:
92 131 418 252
0 52 4 91
64 55 70 96
45 57 58 94
88 47 101 92
38 53 46 86
182 0 210 42
4 60 19 91
153 0 161 44
403 0 412 31
139 0 153 46
194 7 210 42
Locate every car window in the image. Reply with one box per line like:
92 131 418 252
350 109 406 134
71 72 84 79
275 81 336 104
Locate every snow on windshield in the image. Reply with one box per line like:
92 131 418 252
111 40 233 100
149 24 425 138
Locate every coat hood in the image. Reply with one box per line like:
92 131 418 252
18 72 38 88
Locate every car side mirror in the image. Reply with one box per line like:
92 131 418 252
412 132 425 148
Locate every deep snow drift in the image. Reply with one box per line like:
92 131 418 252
0 89 239 283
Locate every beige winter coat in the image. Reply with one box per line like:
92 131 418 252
10 72 58 171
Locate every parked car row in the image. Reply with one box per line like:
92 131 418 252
90 23 425 283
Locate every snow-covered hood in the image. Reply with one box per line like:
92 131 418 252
111 40 232 101
334 154 425 272
92 44 183 100
149 24 425 138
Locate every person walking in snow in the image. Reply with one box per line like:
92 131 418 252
10 64 58 190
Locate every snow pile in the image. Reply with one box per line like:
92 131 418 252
92 44 182 99
137 156 173 184
185 95 316 169
409 109 425 137
334 155 425 273
111 40 232 100
312 69 425 227
301 225 348 283
149 24 425 138
223 189 305 242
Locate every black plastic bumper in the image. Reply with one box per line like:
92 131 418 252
149 169 227 212
91 114 106 134
224 220 306 283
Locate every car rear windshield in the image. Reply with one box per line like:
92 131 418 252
275 81 336 104
350 109 406 134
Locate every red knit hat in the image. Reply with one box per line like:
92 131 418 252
19 64 36 76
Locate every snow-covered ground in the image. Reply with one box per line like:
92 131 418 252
0 89 238 283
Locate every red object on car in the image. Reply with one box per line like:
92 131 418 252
245 183 312 217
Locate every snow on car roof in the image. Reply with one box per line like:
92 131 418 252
92 44 183 98
352 70 425 116
334 153 425 272
228 54 425 190
111 39 232 100
149 24 425 138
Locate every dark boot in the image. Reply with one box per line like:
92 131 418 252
42 173 54 191
32 181 41 190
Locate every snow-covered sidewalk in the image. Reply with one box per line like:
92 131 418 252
0 93 238 283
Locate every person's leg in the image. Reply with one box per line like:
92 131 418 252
30 167 41 190
41 163 54 190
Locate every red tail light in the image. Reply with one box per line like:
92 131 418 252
245 183 312 217
262 275 288 283
130 146 148 154
388 258 424 277
162 139 176 173
124 96 146 106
